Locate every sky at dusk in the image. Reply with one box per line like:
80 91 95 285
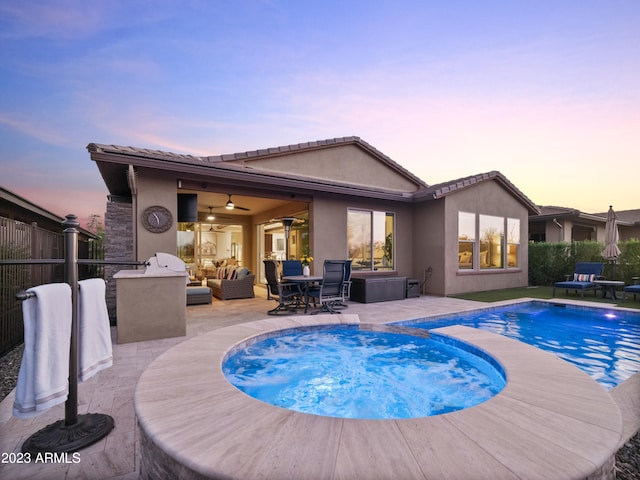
1 1 638 227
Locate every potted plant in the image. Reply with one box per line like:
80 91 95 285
301 246 313 276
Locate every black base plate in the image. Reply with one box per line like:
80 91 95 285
22 413 114 455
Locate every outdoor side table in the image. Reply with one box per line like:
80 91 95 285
593 280 625 300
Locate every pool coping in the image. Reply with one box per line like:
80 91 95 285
135 313 623 479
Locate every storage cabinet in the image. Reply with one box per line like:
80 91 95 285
350 276 407 303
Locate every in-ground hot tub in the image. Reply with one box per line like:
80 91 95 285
223 324 505 419
135 314 623 480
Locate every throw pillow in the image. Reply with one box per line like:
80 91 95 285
574 273 595 282
226 267 237 280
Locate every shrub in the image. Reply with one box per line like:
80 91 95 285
528 239 640 286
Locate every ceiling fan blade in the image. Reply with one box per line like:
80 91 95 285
211 194 250 211
211 205 250 211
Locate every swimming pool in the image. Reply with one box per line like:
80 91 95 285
397 301 640 390
136 313 626 480
223 325 505 419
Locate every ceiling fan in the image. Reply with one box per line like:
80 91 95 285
204 207 231 221
212 194 250 211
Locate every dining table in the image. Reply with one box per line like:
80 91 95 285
282 275 323 313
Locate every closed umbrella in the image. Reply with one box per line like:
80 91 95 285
602 206 621 279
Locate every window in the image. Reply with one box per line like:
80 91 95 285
480 215 504 269
458 212 475 269
348 209 394 271
459 212 520 271
507 218 520 267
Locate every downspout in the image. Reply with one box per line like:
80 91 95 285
553 218 563 242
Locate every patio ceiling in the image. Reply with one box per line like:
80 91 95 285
180 190 293 218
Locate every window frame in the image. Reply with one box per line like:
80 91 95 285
506 217 520 268
479 214 504 270
347 208 395 272
457 212 521 272
458 211 476 270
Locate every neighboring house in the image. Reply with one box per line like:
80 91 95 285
529 206 640 243
0 185 98 254
597 209 640 241
87 136 539 305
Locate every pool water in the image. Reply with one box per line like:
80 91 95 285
399 302 640 390
223 325 505 419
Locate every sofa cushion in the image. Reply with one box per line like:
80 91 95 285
187 286 211 295
236 267 249 279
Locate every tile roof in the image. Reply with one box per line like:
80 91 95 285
417 170 540 214
537 205 582 216
206 136 429 188
592 208 640 225
204 137 356 162
88 139 542 214
89 137 429 190
87 143 203 162
532 206 640 226
88 138 430 201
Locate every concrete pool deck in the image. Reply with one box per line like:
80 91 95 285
0 291 639 479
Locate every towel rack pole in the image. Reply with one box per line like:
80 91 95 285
65 215 79 426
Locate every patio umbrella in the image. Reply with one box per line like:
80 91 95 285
602 206 621 278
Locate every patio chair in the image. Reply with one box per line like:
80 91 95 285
324 259 352 308
553 262 604 298
623 277 640 301
282 260 303 278
308 260 345 314
263 260 302 315
342 259 352 302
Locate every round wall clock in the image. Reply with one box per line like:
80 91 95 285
141 206 173 233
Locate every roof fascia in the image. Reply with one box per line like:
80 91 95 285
492 176 540 214
415 172 540 215
90 150 417 203
531 210 632 224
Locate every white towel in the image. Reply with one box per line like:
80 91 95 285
78 278 113 382
13 283 72 419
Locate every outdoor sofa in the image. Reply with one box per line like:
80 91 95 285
206 265 255 300
553 262 604 298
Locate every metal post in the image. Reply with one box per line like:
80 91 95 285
281 217 297 260
64 215 79 426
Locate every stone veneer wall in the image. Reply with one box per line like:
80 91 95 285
140 428 209 480
104 200 133 322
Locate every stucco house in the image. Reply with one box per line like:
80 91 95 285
88 136 539 311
